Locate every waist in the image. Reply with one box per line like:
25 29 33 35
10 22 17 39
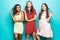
39 19 47 22
26 20 35 22
26 21 36 24
15 22 23 23
40 19 46 20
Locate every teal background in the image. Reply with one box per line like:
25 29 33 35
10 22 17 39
0 0 60 40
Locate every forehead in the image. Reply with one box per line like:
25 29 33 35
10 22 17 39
27 2 31 4
42 4 45 6
42 4 46 7
16 6 20 7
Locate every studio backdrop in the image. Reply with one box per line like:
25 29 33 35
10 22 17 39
0 0 60 40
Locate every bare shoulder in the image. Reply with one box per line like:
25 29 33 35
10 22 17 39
21 11 25 15
13 15 15 17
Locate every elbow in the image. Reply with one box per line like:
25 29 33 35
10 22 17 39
14 21 16 22
21 19 24 21
34 17 36 20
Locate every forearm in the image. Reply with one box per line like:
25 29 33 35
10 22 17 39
47 13 53 22
12 16 21 22
29 18 36 21
15 19 24 22
25 18 30 22
25 15 31 21
29 15 36 21
28 15 36 21
15 12 24 22
25 17 36 22
38 20 40 29
46 17 51 22
12 16 16 22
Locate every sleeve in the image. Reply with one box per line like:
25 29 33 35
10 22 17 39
34 9 36 15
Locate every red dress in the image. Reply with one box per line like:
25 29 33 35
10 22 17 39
26 9 36 34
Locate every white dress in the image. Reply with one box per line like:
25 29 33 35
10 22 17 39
37 12 53 38
14 12 23 34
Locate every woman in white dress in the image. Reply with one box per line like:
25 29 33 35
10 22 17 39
37 3 53 40
10 4 24 40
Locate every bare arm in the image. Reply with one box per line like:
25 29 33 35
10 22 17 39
29 15 36 21
24 11 31 22
25 9 36 22
15 11 24 22
20 11 24 21
12 16 16 22
29 9 36 21
38 20 40 32
10 10 24 22
46 13 53 22
9 11 16 22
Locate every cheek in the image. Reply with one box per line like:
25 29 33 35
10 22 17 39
16 8 20 11
16 8 18 10
44 7 46 10
16 8 17 10
28 4 31 7
44 5 46 10
42 7 44 10
29 4 31 7
42 6 46 10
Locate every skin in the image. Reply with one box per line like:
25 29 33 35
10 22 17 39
27 2 32 8
25 2 36 40
37 4 53 40
42 4 46 11
11 6 24 40
42 4 53 23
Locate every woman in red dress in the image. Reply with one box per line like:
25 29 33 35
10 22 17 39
24 1 36 40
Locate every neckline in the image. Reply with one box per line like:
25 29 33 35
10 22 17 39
15 12 21 16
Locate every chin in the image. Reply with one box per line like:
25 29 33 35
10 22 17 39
43 9 46 11
17 10 20 12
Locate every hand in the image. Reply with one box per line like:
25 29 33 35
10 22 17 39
38 28 40 32
28 19 32 22
39 29 40 32
46 18 49 23
10 10 13 16
12 16 16 22
27 20 31 22
49 13 53 17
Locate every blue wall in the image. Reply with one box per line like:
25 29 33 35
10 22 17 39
0 0 60 40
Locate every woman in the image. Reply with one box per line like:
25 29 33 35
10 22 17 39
24 1 37 40
10 4 24 40
37 3 53 40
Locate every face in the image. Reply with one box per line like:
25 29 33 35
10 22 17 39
27 2 32 8
16 6 20 12
42 4 46 11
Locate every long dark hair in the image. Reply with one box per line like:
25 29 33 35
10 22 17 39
38 3 49 19
13 4 21 15
25 1 34 14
